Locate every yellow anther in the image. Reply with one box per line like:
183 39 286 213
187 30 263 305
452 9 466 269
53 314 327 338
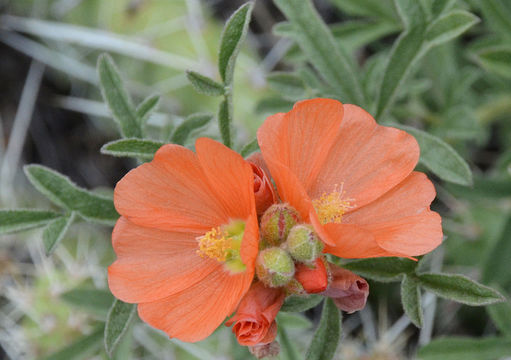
312 184 353 225
197 227 231 262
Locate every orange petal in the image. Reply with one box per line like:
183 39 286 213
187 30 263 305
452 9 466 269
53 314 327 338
246 157 277 215
108 217 219 303
310 104 420 211
368 210 443 256
258 98 343 195
294 258 329 294
343 172 437 225
114 144 225 232
195 138 256 220
138 267 253 342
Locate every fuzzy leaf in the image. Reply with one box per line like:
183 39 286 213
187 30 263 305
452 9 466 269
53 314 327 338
266 72 306 100
425 10 480 48
97 54 141 138
482 218 511 288
277 313 313 329
281 295 323 313
273 0 365 105
240 138 260 158
171 113 213 145
393 0 426 28
42 326 104 360
306 298 341 360
43 212 75 255
418 336 511 360
475 47 511 79
487 299 511 337
343 257 417 282
478 0 511 40
136 94 160 126
101 138 165 160
418 273 505 306
217 98 232 148
61 287 114 316
105 299 136 357
218 2 254 84
329 0 397 22
396 125 473 186
401 275 423 327
186 71 225 96
0 209 61 234
24 165 118 225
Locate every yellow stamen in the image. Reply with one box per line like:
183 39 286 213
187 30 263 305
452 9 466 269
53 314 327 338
312 184 353 225
197 227 231 262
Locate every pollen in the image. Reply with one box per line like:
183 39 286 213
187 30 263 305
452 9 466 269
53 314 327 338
313 184 353 225
197 227 231 262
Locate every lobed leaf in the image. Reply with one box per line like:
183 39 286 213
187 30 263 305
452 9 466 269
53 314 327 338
101 138 165 160
401 275 423 327
281 295 323 312
105 299 136 358
305 298 341 360
97 54 141 138
418 336 511 360
343 257 417 282
425 10 480 48
136 94 160 126
186 70 225 96
171 113 213 145
418 273 505 306
24 165 118 226
218 2 254 85
42 326 104 360
43 212 75 255
61 287 114 316
0 209 61 234
396 125 473 186
273 0 365 105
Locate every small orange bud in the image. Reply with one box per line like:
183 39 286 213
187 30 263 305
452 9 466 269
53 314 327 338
260 204 301 247
294 258 329 294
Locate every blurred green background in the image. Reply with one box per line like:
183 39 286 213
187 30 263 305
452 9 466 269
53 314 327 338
1 0 511 359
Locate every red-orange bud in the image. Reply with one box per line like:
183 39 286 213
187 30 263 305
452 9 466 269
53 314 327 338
294 258 329 294
322 263 369 313
225 282 285 346
246 153 277 216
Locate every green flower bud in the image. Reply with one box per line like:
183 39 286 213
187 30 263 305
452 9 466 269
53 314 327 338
256 247 295 287
260 204 301 247
286 224 324 264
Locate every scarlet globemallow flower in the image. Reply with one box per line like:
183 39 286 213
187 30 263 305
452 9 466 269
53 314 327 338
108 138 259 342
257 98 443 259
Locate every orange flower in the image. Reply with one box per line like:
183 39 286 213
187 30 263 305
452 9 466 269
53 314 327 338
246 152 277 215
225 281 285 346
323 264 369 313
108 138 259 342
257 98 442 259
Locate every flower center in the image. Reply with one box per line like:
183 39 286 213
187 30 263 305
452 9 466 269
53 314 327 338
312 184 353 225
197 220 246 273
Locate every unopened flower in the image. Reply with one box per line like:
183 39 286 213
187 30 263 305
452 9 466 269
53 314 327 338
256 247 295 287
246 152 277 215
259 204 301 247
226 281 285 346
322 263 369 313
294 258 329 294
108 138 259 342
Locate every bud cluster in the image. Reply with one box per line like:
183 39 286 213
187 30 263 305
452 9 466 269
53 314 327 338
255 204 328 294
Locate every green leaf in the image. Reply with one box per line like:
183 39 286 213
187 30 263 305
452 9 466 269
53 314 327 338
487 299 511 337
240 138 260 158
43 212 75 255
343 257 417 282
277 312 313 329
186 70 225 96
266 72 306 100
418 336 511 360
217 98 232 148
97 54 141 138
218 2 254 84
273 0 365 105
475 46 511 78
101 138 165 160
255 97 294 115
393 0 427 28
431 0 457 18
425 10 480 48
418 273 505 306
401 275 423 327
478 0 511 40
136 94 160 126
482 218 511 288
42 326 104 360
24 165 118 226
281 295 323 312
331 20 401 53
104 299 136 358
61 287 114 316
171 113 213 146
279 326 303 360
306 298 341 360
329 0 397 22
395 125 473 186
0 209 61 234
